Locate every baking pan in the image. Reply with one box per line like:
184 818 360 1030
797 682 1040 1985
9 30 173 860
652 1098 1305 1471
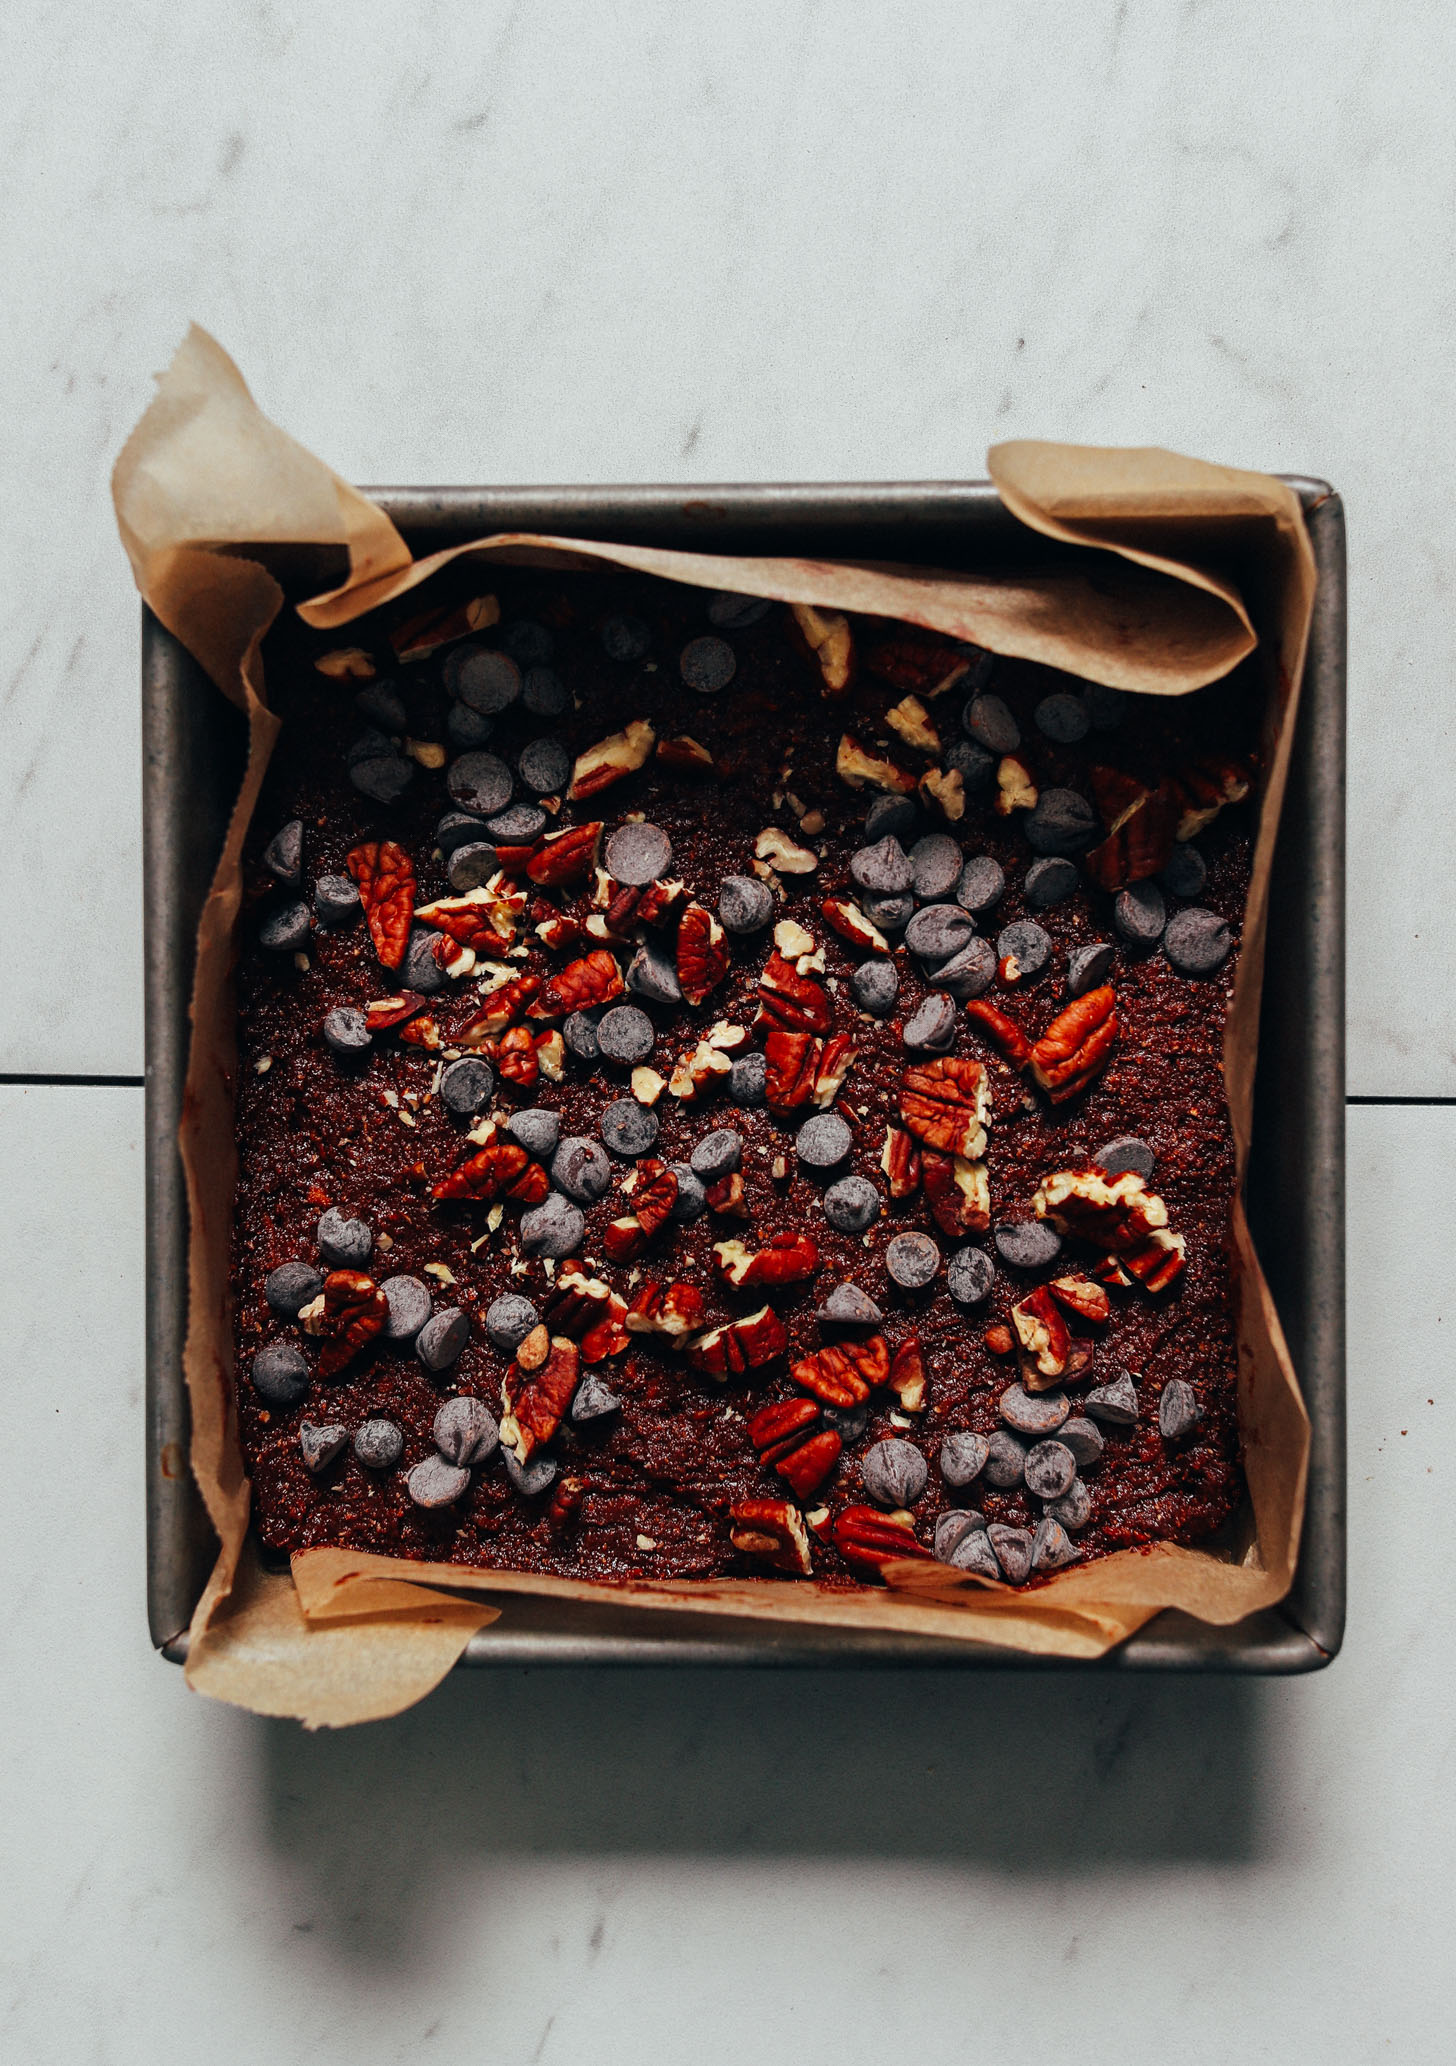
144 480 1345 1672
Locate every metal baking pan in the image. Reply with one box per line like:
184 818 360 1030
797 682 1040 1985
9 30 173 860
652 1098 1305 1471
144 480 1346 1673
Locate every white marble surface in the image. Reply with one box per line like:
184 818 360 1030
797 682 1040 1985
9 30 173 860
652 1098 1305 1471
0 1 1453 1083
0 1086 1450 2063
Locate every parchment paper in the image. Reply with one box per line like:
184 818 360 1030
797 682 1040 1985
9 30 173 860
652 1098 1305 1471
114 328 1315 1726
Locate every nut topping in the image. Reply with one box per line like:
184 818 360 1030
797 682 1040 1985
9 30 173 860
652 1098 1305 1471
963 997 1033 1068
686 1304 788 1379
831 1504 932 1575
921 1150 990 1237
1048 1274 1112 1325
899 1055 990 1161
821 897 890 956
1029 986 1119 1103
755 951 832 1035
535 949 625 1018
887 1333 928 1412
313 1270 389 1378
390 593 499 662
625 1280 707 1339
919 766 966 822
994 755 1038 815
363 991 428 1033
655 734 715 773
526 821 603 887
749 1398 843 1499
314 647 377 680
791 1335 890 1408
1033 1167 1187 1294
790 602 854 693
713 1231 819 1288
754 826 820 874
345 841 416 970
729 1497 814 1575
835 734 917 795
500 1335 580 1462
567 718 656 801
1010 1285 1073 1386
432 1134 549 1205
415 883 521 953
880 1123 923 1200
864 637 971 699
677 903 731 1006
884 695 940 755
495 1025 540 1091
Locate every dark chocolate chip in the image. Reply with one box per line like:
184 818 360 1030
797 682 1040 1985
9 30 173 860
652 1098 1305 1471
940 1431 990 1487
816 1282 883 1325
707 591 772 627
949 1528 1001 1578
446 841 499 893
946 1245 995 1305
597 1005 656 1066
935 938 997 1000
264 1260 324 1318
905 903 976 967
502 620 554 667
964 692 1020 754
355 681 407 731
563 1009 604 1062
1068 941 1115 996
668 1163 708 1221
1059 1417 1105 1468
886 1231 940 1289
299 1420 348 1473
434 1395 500 1466
1164 907 1232 975
850 958 900 1016
551 1136 612 1203
903 993 958 1051
1046 1477 1093 1530
690 1129 743 1180
323 1006 371 1059
354 1418 404 1469
435 810 489 856
380 1274 431 1342
1024 1438 1077 1500
821 1400 870 1442
996 919 1052 977
850 835 915 896
345 728 398 769
944 738 996 792
317 1208 372 1269
1094 1134 1154 1180
401 929 445 994
999 1384 1070 1438
440 1056 495 1120
314 874 361 926
503 1449 558 1496
1158 1378 1203 1442
485 1294 539 1354
911 833 963 901
934 1509 986 1562
729 1051 768 1106
600 615 652 661
251 1342 310 1407
823 1175 881 1233
1034 692 1090 743
446 703 495 749
795 1111 852 1170
859 889 914 933
1114 879 1167 946
507 1107 560 1160
517 737 571 797
416 1309 469 1374
861 1438 928 1509
956 854 1005 914
407 1456 472 1508
571 1374 622 1423
1024 856 1079 909
259 900 311 953
626 938 683 1005
1032 1516 1077 1571
1085 1371 1140 1426
718 874 774 934
1086 683 1128 730
680 635 737 693
988 1523 1034 1583
485 803 547 843
600 1097 659 1158
983 1431 1027 1489
519 1193 587 1258
350 755 415 805
1025 788 1098 856
993 1220 1061 1269
262 820 304 887
864 794 919 842
449 647 521 715
1161 841 1207 898
446 752 513 817
606 822 673 886
521 666 571 719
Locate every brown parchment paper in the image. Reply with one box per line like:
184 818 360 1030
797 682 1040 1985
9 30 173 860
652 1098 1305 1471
114 328 1315 1726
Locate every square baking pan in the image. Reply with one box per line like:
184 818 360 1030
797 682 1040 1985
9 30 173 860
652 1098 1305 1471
144 480 1346 1673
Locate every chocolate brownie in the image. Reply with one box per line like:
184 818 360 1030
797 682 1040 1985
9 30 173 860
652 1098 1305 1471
230 567 1259 1588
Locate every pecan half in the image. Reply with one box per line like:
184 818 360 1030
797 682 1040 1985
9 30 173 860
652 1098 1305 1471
501 1336 579 1462
677 903 731 1007
686 1304 788 1379
899 1056 990 1160
791 1335 890 1408
790 602 854 693
831 1504 933 1576
432 1135 547 1205
1010 1285 1072 1386
749 1398 842 1500
763 1031 819 1114
579 1298 630 1363
835 734 917 795
346 841 415 970
363 991 428 1032
921 1150 990 1237
887 1333 928 1412
730 1497 813 1575
963 997 1033 1068
625 1280 707 1339
495 1025 540 1091
314 1269 388 1378
864 637 970 700
568 719 656 801
535 949 624 1018
527 821 603 887
713 1231 819 1288
390 593 499 662
821 897 890 956
880 1123 922 1200
756 951 832 1035
1029 987 1119 1103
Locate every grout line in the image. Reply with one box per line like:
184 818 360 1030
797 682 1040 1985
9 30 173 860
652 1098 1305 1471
1346 1095 1456 1107
0 1073 145 1088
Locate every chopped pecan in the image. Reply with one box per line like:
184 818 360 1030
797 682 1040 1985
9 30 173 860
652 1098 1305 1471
314 647 376 681
313 1270 388 1378
790 602 854 693
677 903 731 1006
1010 1285 1073 1385
714 1231 819 1288
730 1497 814 1575
548 1473 588 1535
791 1335 890 1408
1029 987 1119 1103
899 1056 990 1160
568 719 655 801
535 1028 565 1082
1048 1275 1112 1324
884 695 941 755
668 1038 733 1102
390 593 499 662
1172 755 1250 841
821 897 890 956
516 1323 551 1371
415 883 519 953
705 1172 748 1217
1034 1168 1184 1290
496 1025 540 1091
363 991 428 1033
919 766 965 822
625 1280 707 1339
984 1323 1015 1355
835 734 917 794
432 1135 547 1205
656 734 714 773
921 1150 990 1237
456 973 542 1045
811 1034 858 1109
534 911 584 954
832 1504 933 1575
963 997 1033 1068
580 1298 630 1362
756 951 832 1035
1084 778 1180 891
686 1304 788 1379
603 1163 679 1262
636 877 688 928
603 884 642 935
880 1123 923 1200
398 1015 444 1049
429 936 476 980
501 1336 579 1462
346 841 415 970
1119 1230 1187 1293
763 1030 819 1114
535 949 624 1018
1089 764 1152 837
754 827 819 874
749 1399 842 1500
887 1333 928 1412
864 637 970 700
543 1266 615 1338
994 755 1038 815
527 821 603 887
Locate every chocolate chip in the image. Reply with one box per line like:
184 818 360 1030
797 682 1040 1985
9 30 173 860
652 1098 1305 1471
999 1383 1070 1438
416 1309 469 1373
1035 692 1090 743
940 1432 990 1487
992 1220 1061 1269
1032 1516 1077 1571
989 1523 1034 1583
601 1098 658 1158
441 1056 495 1120
434 1394 500 1466
911 834 963 901
262 819 304 887
1114 879 1167 946
626 938 683 1005
502 620 554 667
668 1163 708 1221
718 874 774 934
1086 1371 1140 1426
949 1528 1001 1578
563 1009 604 1062
707 591 772 627
956 854 1006 914
886 1232 940 1290
606 821 673 885
485 1293 539 1354
259 900 311 953
520 1193 587 1258
996 918 1052 977
1086 683 1128 730
323 1006 371 1059
380 1274 431 1342
1024 1439 1077 1500
596 1005 656 1066
522 666 571 719
503 1450 558 1496
729 1051 768 1106
345 728 398 769
861 1438 928 1508
816 1282 883 1325
317 1208 371 1269
965 693 1020 754
1025 857 1079 909
448 647 521 715
350 755 415 805
859 889 914 933
1093 1134 1154 1180
1161 841 1206 898
680 635 736 693
1059 1418 1105 1469
1068 941 1115 996
571 1374 622 1423
795 1111 852 1170
935 938 997 1000
356 680 407 731
1164 907 1232 975
447 703 495 749
401 929 445 994
407 1456 472 1507
849 958 900 1016
902 993 957 1051
517 737 571 797
445 841 497 893
864 794 919 842
1158 1378 1203 1441
944 738 996 793
507 1107 560 1160
486 803 547 843
690 1128 743 1180
447 752 513 816
264 1260 323 1318
1025 788 1097 856
934 1509 987 1561
435 810 489 856
600 614 652 661
299 1420 348 1473
946 1245 995 1305
983 1431 1027 1489
850 836 915 896
313 874 361 926
821 1400 870 1442
251 1342 309 1407
354 1418 404 1469
1046 1477 1092 1531
905 903 976 967
551 1136 612 1202
823 1175 881 1233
